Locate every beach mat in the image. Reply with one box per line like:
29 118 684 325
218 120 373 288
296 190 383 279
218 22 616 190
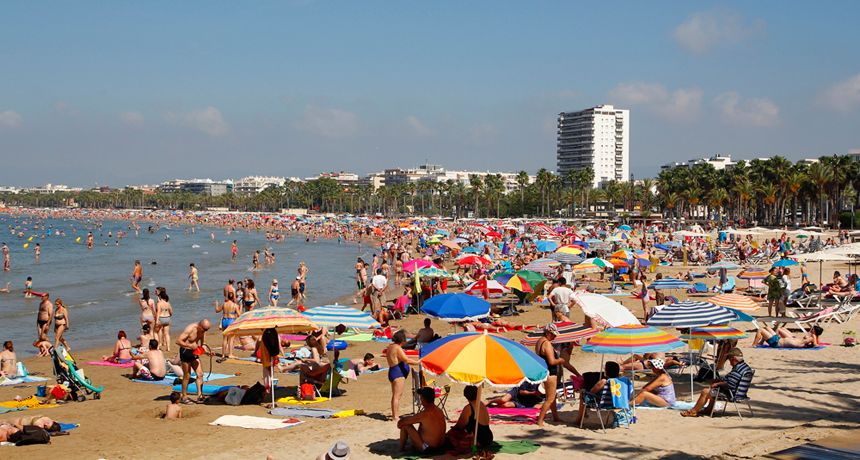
82 360 134 368
269 407 338 418
133 373 238 386
276 395 330 405
753 345 827 350
171 384 234 395
59 423 79 431
637 401 697 410
0 375 50 386
362 367 387 375
396 440 541 459
209 415 304 430
0 396 59 413
341 333 374 342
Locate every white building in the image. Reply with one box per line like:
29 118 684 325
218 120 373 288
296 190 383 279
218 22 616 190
660 154 736 172
557 104 629 188
233 176 286 196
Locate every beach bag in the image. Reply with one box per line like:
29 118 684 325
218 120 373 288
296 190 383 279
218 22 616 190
445 427 474 454
240 382 266 405
300 383 316 401
611 410 630 428
695 366 715 382
15 426 51 446
224 387 247 406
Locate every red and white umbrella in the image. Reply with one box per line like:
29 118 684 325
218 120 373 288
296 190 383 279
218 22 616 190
464 280 510 295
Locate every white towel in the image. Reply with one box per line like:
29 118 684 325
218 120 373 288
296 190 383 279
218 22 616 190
209 415 304 430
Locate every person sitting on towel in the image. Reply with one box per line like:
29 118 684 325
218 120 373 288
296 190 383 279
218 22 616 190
631 359 676 407
397 387 446 454
130 339 166 381
449 386 493 448
681 348 752 417
753 325 821 348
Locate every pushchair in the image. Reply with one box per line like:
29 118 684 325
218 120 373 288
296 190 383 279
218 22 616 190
50 345 103 402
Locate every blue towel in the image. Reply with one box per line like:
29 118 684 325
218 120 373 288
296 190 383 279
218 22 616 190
133 373 238 386
609 378 632 410
59 423 79 431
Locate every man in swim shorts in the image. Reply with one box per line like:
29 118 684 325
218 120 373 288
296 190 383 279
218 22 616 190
131 260 142 293
397 387 446 454
131 340 166 381
37 293 53 342
175 320 212 404
188 263 199 291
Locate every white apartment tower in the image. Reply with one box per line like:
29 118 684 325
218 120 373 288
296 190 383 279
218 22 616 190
556 104 629 188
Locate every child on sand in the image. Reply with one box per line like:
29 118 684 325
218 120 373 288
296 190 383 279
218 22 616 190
165 392 182 419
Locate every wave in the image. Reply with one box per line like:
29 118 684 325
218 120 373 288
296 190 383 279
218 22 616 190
202 251 208 254
191 244 201 248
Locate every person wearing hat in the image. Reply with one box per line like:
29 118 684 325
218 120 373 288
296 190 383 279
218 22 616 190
535 323 564 426
267 440 350 460
397 387 446 454
631 359 676 407
268 279 280 307
681 348 752 417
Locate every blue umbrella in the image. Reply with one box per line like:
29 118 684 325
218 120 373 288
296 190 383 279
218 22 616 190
664 241 682 247
653 244 671 251
435 229 450 236
648 278 694 290
726 308 755 322
618 225 632 231
535 240 558 252
421 293 492 322
477 241 490 249
645 301 739 328
451 237 468 244
569 241 589 250
462 247 481 253
772 259 799 267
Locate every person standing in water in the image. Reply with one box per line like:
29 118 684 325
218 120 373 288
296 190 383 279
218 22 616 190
34 243 40 262
2 243 9 271
131 260 142 293
188 263 200 291
231 240 237 261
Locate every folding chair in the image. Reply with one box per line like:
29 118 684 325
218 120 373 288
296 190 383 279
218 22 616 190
747 279 766 296
710 370 754 419
579 377 633 433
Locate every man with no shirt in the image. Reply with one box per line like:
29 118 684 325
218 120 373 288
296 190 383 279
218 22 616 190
188 263 199 291
224 279 236 302
175 319 212 404
398 387 446 454
131 260 143 293
37 293 53 342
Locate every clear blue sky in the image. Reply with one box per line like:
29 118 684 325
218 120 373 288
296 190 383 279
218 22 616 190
1 1 858 187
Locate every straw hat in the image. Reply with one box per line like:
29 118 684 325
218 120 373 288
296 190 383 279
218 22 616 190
328 441 350 460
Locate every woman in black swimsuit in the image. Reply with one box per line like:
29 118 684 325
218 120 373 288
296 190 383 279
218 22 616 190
451 385 494 448
535 323 564 426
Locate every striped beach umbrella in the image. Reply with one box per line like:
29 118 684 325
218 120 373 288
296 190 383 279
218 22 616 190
681 325 747 341
555 246 584 255
546 252 583 264
529 258 561 267
646 300 740 328
648 278 694 290
416 267 453 278
707 261 742 271
572 263 602 274
582 324 685 354
502 274 533 293
301 304 381 329
581 257 615 268
464 280 510 295
520 322 598 346
402 259 438 273
224 307 318 336
737 268 768 280
522 263 556 274
419 331 549 387
706 294 761 312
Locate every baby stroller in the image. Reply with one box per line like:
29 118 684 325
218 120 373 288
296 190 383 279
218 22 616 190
50 345 103 402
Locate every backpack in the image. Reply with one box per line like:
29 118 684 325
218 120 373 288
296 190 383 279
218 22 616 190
15 426 51 446
239 382 266 405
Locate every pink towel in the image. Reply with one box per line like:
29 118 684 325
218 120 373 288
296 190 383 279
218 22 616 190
486 408 541 416
83 361 134 368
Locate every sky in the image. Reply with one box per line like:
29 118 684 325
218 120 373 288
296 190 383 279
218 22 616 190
1 1 859 188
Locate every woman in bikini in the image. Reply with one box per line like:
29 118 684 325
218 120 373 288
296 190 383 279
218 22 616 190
102 331 133 363
139 289 156 332
535 324 563 426
386 330 419 422
155 290 173 352
0 341 16 376
215 292 240 359
53 299 70 350
243 279 259 312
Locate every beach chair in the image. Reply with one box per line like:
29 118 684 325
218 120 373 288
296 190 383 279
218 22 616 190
710 370 754 420
747 279 766 296
788 307 836 332
579 377 633 433
424 380 452 419
717 276 736 294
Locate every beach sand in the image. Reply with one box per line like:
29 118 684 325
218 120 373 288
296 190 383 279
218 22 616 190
3 260 859 460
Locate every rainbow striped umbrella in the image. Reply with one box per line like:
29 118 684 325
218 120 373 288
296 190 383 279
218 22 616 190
419 331 548 387
572 263 602 274
555 246 584 254
581 257 615 268
737 268 768 280
529 258 561 267
520 322 598 346
502 274 533 293
301 304 380 329
582 324 685 355
681 325 747 341
706 294 761 312
224 307 317 336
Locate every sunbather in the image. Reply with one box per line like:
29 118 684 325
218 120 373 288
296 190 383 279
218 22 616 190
1 415 61 432
0 423 19 443
631 359 676 407
102 331 133 364
349 353 379 373
486 381 544 409
616 353 683 371
753 325 822 348
397 387 446 454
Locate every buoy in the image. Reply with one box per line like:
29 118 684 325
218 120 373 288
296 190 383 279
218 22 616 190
76 237 81 242
28 236 33 241
23 243 28 248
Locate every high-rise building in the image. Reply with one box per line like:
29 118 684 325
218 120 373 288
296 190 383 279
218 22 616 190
556 104 629 188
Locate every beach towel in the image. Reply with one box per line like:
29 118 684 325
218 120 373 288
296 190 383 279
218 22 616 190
82 360 134 368
341 333 374 342
396 440 541 459
332 409 364 418
609 378 632 410
170 384 234 395
0 396 59 412
361 367 387 375
637 401 725 411
133 372 237 386
269 407 338 418
58 423 79 431
276 395 330 405
753 344 827 350
209 415 304 430
0 375 49 386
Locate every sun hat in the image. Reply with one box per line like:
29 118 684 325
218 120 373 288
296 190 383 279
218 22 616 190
328 441 350 460
272 279 278 284
544 323 558 335
647 358 665 370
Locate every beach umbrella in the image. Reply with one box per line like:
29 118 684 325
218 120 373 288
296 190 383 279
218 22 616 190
571 293 639 328
680 325 747 341
421 293 492 322
224 307 317 336
520 322 598 346
402 259 438 273
435 229 450 236
582 324 685 422
608 258 631 268
648 278 694 290
420 330 549 449
485 231 502 238
772 259 799 267
522 263 556 274
646 300 739 328
706 294 761 312
502 274 533 293
451 237 468 244
457 256 492 266
461 247 481 253
653 244 671 252
618 225 632 231
546 252 583 265
605 235 622 242
529 258 561 267
439 240 461 251
301 304 381 329
571 263 602 274
581 258 615 268
464 280 510 296
794 252 852 286
555 246 584 255
416 267 453 278
707 261 742 271
535 240 558 252
737 268 768 279
491 272 516 284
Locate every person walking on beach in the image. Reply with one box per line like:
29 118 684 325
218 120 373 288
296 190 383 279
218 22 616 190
37 293 53 342
287 277 301 306
351 258 366 304
131 260 142 293
155 289 173 352
175 319 212 404
268 279 280 307
231 240 237 261
53 298 70 350
188 263 200 291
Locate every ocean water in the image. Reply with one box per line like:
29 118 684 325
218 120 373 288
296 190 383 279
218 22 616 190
0 215 371 357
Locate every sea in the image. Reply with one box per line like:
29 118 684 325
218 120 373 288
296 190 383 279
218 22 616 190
0 215 371 357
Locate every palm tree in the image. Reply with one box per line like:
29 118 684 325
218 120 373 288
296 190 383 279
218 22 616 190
809 162 833 225
469 174 483 218
516 171 529 217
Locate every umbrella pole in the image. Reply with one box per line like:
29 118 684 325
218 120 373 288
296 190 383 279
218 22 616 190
689 343 694 401
472 384 482 453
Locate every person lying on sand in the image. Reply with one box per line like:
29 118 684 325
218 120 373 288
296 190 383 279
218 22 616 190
617 353 683 371
753 325 821 348
486 381 544 409
349 354 380 373
1 415 61 432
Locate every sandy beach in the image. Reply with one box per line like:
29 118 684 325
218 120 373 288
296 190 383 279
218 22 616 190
3 255 859 460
